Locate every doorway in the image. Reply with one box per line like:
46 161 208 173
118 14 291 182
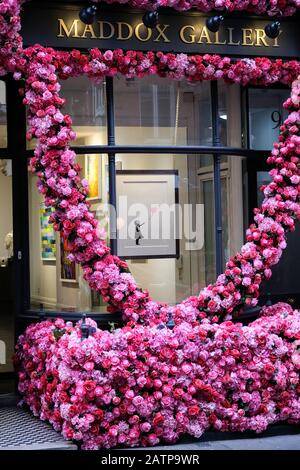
0 165 14 392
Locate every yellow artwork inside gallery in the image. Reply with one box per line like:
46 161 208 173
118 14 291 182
85 154 101 201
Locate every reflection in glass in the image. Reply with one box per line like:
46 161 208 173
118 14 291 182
29 155 109 313
248 88 290 150
27 77 107 149
114 76 212 146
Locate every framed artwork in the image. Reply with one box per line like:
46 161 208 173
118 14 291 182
85 154 102 201
116 170 179 259
60 235 78 283
40 203 56 261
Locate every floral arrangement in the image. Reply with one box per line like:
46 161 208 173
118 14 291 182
0 1 299 323
20 48 300 324
91 0 300 15
14 302 300 449
1 0 300 449
91 0 300 16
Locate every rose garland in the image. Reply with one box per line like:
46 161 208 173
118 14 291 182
20 47 300 324
90 0 300 16
14 302 300 449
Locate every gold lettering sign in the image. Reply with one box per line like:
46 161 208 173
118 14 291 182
214 31 226 45
116 22 133 41
154 24 171 43
81 24 97 39
98 21 114 40
227 27 240 46
179 25 196 44
197 26 212 44
57 18 80 38
255 29 268 47
135 23 152 42
56 18 282 50
242 28 254 46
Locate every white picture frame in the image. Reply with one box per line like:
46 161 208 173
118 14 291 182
116 170 179 259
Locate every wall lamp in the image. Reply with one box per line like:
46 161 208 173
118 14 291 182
79 3 99 24
206 15 224 33
142 11 159 28
265 21 281 39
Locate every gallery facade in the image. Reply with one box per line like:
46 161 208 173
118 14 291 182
0 0 300 392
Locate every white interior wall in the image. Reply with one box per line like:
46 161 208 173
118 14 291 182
29 173 57 309
117 127 187 304
29 126 187 309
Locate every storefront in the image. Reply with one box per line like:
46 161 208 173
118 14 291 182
0 1 300 392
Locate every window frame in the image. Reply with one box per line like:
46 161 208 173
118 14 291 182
22 77 288 318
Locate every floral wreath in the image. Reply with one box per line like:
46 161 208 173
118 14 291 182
2 0 300 450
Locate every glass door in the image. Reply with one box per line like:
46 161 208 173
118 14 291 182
246 86 300 307
252 169 300 306
0 158 14 392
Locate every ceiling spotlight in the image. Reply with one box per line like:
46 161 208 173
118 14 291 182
265 21 281 39
206 15 224 33
79 4 98 25
142 11 159 29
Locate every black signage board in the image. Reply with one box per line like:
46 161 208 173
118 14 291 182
21 3 300 58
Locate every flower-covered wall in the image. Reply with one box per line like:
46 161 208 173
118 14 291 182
0 0 300 450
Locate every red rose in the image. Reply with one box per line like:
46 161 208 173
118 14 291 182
173 388 184 399
153 413 165 426
264 363 275 375
188 405 200 416
94 409 104 421
83 380 96 393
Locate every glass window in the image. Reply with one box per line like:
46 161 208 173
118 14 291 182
27 77 107 149
0 81 7 148
115 153 220 303
248 88 290 150
114 76 212 146
0 160 14 379
28 152 229 308
218 81 242 148
27 76 246 312
29 154 109 313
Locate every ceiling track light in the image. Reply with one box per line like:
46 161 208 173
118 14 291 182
142 11 159 29
264 21 281 39
206 15 224 33
79 4 98 25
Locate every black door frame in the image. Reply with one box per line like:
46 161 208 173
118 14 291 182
243 84 300 307
0 77 29 386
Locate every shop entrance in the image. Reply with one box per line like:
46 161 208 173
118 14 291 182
247 159 300 307
0 78 29 393
246 85 300 307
